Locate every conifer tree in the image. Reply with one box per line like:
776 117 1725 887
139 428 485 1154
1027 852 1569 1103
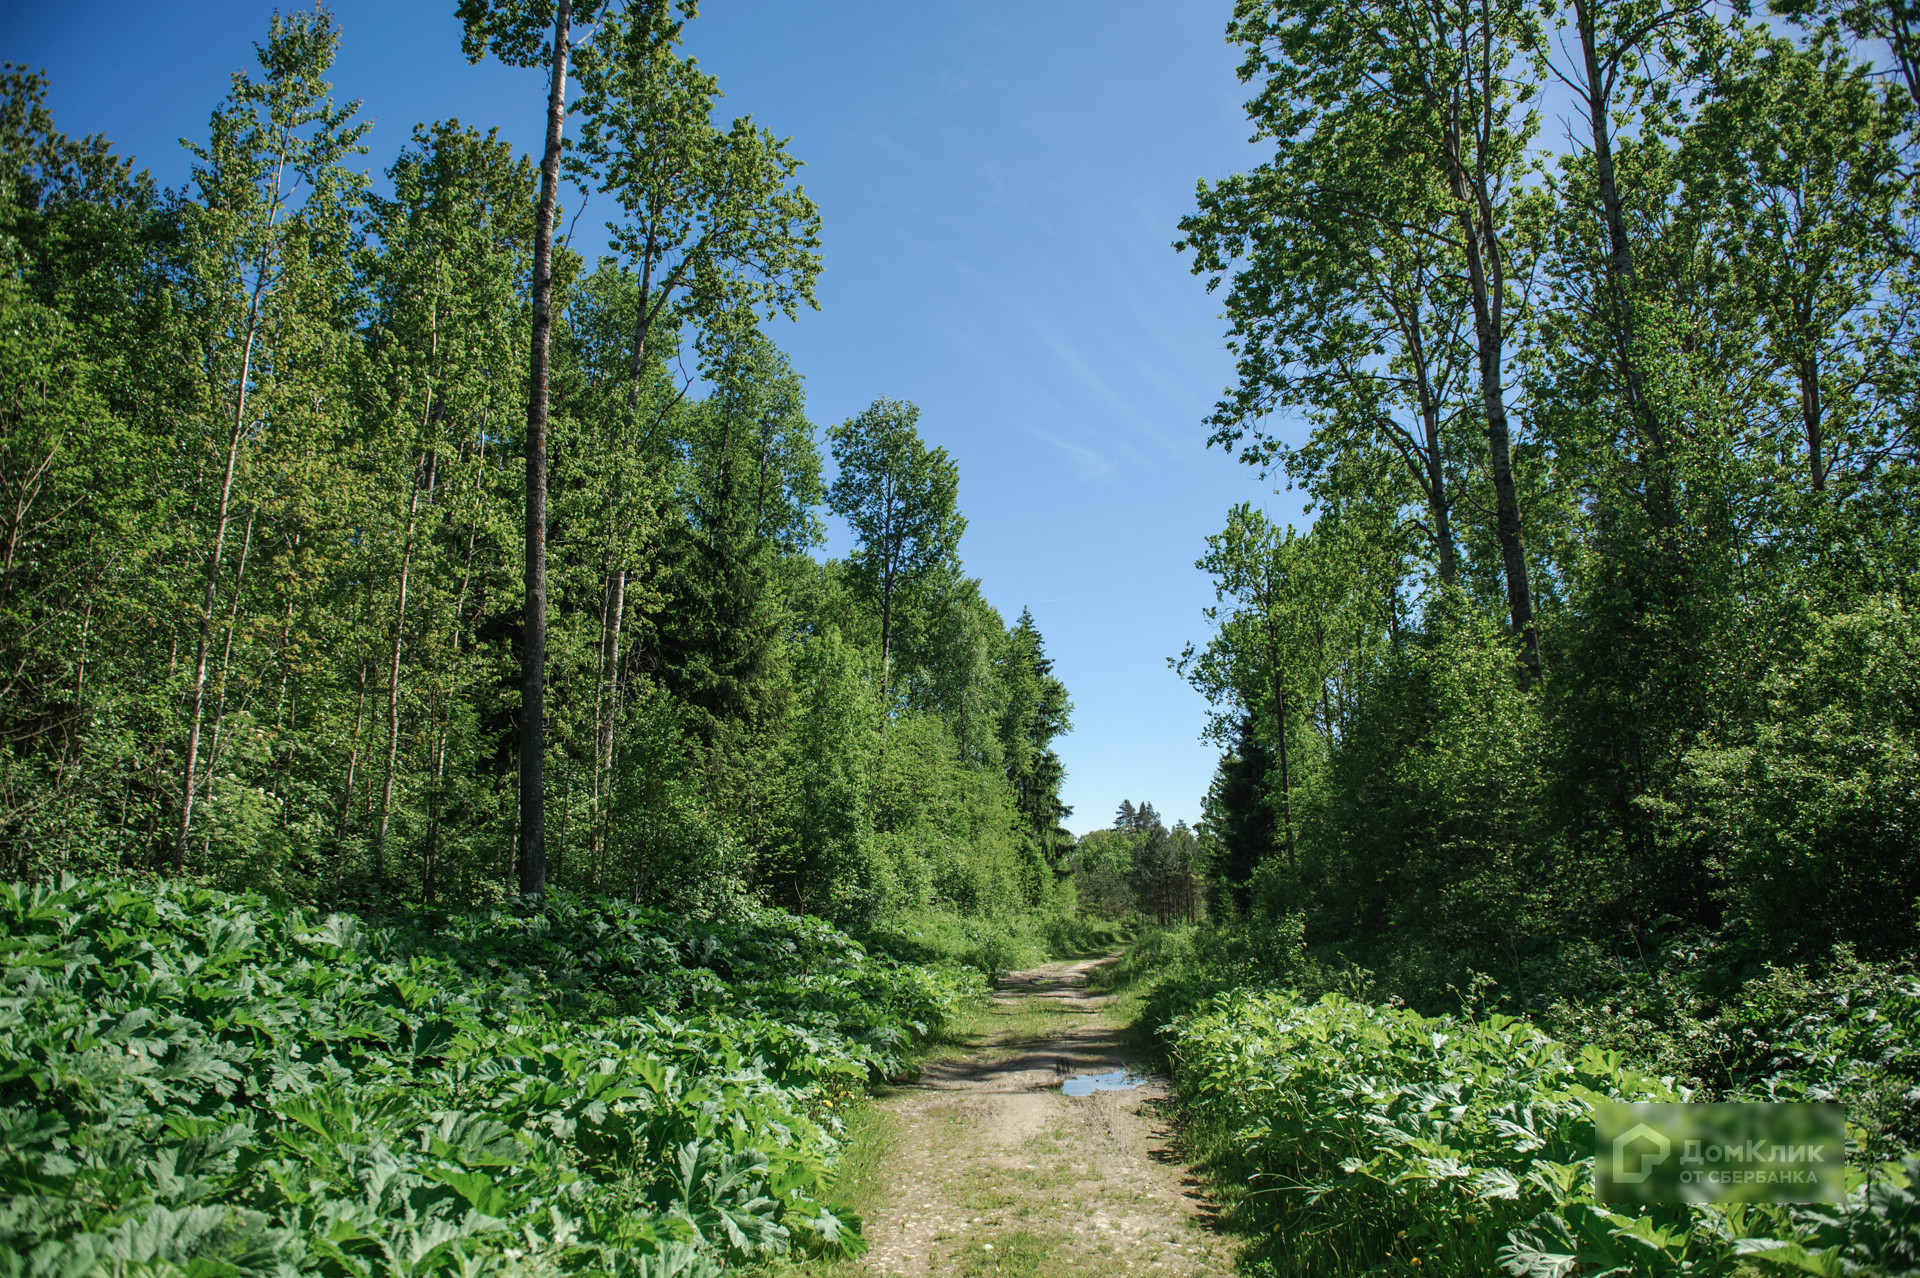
999 610 1074 871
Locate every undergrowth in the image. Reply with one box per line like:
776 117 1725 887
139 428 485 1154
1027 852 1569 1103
0 876 985 1278
1122 921 1920 1276
856 909 1127 981
1168 986 1920 1277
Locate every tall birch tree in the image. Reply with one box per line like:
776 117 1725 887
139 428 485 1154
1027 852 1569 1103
173 10 367 870
827 399 965 696
1202 0 1547 682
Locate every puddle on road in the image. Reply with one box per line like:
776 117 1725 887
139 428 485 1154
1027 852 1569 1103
1060 1069 1148 1097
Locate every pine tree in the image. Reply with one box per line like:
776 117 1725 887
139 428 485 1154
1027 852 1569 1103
1205 715 1276 917
999 610 1073 876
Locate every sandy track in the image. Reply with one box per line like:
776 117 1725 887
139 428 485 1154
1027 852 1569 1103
854 955 1236 1277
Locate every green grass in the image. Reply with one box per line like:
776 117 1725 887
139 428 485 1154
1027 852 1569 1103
951 1228 1053 1277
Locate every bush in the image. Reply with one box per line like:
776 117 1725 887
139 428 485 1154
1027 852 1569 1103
1165 985 1920 1277
1682 597 1920 959
0 876 985 1277
857 906 1117 981
1529 936 1920 1162
1039 913 1127 958
1702 954 1920 1161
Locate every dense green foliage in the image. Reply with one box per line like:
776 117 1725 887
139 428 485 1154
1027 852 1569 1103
1166 980 1920 1278
1066 801 1205 925
0 5 1075 931
1176 0 1920 1002
1165 0 1920 1248
14 0 1920 1271
0 17 1096 1269
1 875 982 1277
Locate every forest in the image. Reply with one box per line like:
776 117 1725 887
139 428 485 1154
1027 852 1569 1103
0 4 1100 1272
8 0 1920 1272
0 4 1076 927
1133 0 1920 1269
1174 0 1920 993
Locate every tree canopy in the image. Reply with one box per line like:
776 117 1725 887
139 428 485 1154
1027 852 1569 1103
0 11 1073 935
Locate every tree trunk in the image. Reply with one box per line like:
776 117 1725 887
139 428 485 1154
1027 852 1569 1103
177 314 262 870
879 475 898 699
519 0 572 898
1574 0 1666 525
880 566 895 698
427 441 489 900
1574 0 1631 295
1476 330 1540 686
1401 292 1460 585
424 712 446 904
879 568 894 683
374 449 433 890
340 655 369 839
1267 607 1295 865
591 257 661 862
1420 398 1460 585
200 511 256 821
592 567 626 857
1450 143 1541 686
1799 354 1826 492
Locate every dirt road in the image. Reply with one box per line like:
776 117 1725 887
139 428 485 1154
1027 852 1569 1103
851 954 1236 1277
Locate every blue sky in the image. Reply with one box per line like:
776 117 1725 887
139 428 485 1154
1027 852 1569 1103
3 0 1308 832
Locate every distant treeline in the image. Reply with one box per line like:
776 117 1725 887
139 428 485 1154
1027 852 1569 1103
1070 800 1205 925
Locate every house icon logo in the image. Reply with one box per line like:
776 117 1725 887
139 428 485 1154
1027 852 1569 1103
1613 1123 1671 1184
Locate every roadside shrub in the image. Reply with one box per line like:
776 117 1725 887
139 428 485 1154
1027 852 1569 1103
1682 597 1920 959
1720 959 1920 1161
0 876 984 1278
1536 940 1920 1161
1166 986 1920 1277
858 906 1112 980
1039 914 1127 958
